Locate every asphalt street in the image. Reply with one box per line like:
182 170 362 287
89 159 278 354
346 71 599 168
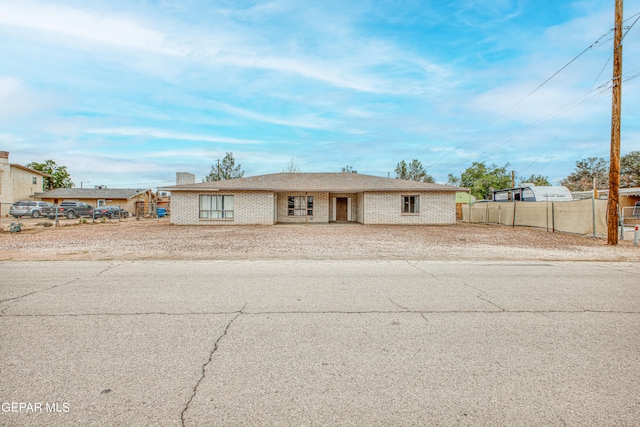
0 260 638 426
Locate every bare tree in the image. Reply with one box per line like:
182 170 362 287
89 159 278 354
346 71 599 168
283 158 301 173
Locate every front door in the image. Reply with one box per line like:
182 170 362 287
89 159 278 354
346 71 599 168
336 198 348 221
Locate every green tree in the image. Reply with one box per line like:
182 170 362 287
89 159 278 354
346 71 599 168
560 157 608 191
205 152 245 181
395 159 434 183
25 159 73 190
283 158 300 173
519 174 550 186
448 162 511 200
621 151 640 187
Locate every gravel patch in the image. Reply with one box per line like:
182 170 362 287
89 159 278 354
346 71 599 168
1 218 638 262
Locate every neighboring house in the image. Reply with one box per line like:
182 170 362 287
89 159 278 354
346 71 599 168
32 188 155 216
160 172 467 225
0 151 50 210
455 192 476 221
572 187 640 208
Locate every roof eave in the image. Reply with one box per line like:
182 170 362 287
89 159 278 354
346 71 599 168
10 164 51 177
161 186 466 193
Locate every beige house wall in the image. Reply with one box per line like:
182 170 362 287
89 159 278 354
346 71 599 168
0 159 9 206
356 192 364 223
276 192 329 223
170 191 275 225
169 189 458 225
11 168 44 203
0 161 45 206
363 191 457 224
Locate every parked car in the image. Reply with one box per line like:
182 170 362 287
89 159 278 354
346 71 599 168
92 207 114 219
106 206 130 218
43 201 94 219
9 201 55 218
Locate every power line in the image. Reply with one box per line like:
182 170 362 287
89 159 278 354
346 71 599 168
430 78 617 178
424 28 616 173
426 12 640 181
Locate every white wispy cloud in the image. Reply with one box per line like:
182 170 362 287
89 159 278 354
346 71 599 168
0 131 23 145
0 76 60 119
0 1 448 94
86 128 262 145
205 100 336 130
454 0 525 28
0 1 186 56
2 0 638 189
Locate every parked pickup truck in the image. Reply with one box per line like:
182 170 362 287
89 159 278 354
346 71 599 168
43 201 94 219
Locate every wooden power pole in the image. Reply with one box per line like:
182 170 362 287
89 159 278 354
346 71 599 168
607 0 623 245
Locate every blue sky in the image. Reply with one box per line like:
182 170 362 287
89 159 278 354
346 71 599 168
1 0 639 189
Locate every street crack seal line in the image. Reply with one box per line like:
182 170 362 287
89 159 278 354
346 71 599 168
406 261 440 282
462 282 505 312
388 297 410 311
180 305 245 427
4 309 639 318
0 276 83 306
96 261 126 276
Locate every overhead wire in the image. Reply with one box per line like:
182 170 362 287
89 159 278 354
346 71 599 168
424 28 616 173
518 50 615 175
430 10 640 180
430 78 620 177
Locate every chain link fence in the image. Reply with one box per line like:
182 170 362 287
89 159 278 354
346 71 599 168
622 205 640 226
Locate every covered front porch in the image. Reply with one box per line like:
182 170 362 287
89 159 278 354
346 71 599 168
274 192 360 224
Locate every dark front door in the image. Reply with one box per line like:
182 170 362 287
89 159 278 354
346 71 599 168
336 198 348 221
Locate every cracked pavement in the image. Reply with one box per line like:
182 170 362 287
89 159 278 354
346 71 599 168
1 260 639 426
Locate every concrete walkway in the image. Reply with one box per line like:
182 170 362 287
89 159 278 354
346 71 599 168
1 260 639 426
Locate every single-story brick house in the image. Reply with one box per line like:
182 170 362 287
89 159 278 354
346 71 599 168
160 173 467 225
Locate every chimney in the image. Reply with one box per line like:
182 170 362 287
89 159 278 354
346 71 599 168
176 172 196 185
0 151 8 164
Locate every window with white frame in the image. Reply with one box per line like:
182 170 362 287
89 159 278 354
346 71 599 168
32 177 37 184
288 196 313 216
199 195 234 219
402 195 419 214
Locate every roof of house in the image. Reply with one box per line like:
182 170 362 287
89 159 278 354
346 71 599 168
572 187 640 198
10 164 51 177
32 188 150 199
161 173 467 193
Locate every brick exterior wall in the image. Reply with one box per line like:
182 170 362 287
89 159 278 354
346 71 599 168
363 191 457 224
276 192 329 223
170 190 456 225
170 191 275 225
356 192 364 223
328 193 357 222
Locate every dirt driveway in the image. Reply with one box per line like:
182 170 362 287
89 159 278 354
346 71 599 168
1 217 638 262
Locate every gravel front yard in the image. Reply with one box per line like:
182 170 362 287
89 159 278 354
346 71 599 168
1 217 639 262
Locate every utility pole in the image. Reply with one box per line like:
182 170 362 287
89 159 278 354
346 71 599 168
607 0 623 245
